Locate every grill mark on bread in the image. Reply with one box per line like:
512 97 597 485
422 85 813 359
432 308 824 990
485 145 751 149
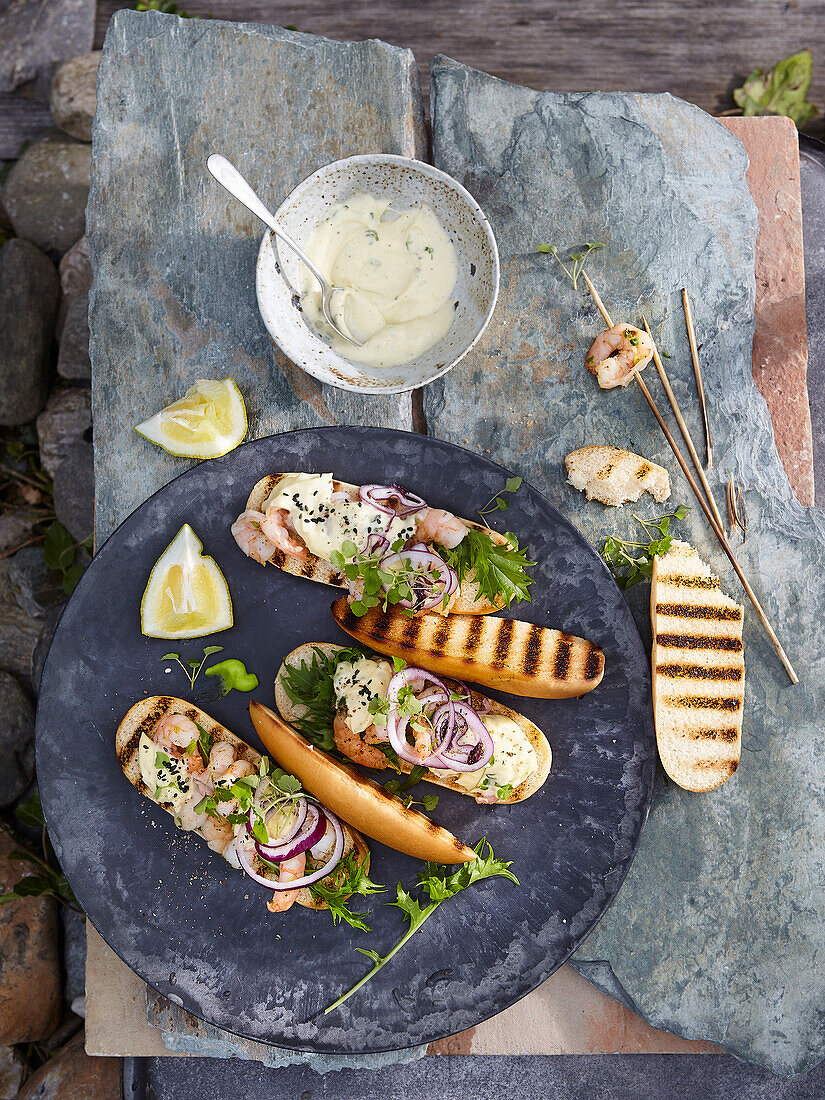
463 616 484 658
523 624 543 675
686 727 739 742
657 633 743 653
402 615 422 646
554 635 572 680
637 462 651 479
491 619 514 668
656 602 742 621
433 620 451 653
656 664 744 682
666 695 743 711
657 574 720 590
694 759 738 776
584 645 603 681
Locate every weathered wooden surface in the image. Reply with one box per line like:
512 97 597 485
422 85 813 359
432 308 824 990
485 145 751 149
88 9 425 542
428 56 825 1077
96 0 825 142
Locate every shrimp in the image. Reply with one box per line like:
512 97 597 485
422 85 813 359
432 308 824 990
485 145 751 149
231 510 279 565
209 742 236 776
414 507 468 549
213 758 255 817
201 815 234 855
154 713 199 753
176 795 208 832
333 715 388 769
260 507 308 561
585 323 653 389
266 852 307 913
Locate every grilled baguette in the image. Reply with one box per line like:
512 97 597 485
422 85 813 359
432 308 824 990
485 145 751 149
275 643 552 805
244 474 509 615
566 446 671 506
116 696 369 910
331 598 604 699
651 542 744 792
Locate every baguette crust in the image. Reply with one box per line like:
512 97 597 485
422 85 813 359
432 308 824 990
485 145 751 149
244 474 508 615
116 696 368 909
331 599 604 700
275 643 552 804
651 542 744 792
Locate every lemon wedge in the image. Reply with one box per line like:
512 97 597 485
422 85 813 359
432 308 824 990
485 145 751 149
141 525 233 639
135 379 247 459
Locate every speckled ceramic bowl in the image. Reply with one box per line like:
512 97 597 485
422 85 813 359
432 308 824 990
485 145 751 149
255 154 499 395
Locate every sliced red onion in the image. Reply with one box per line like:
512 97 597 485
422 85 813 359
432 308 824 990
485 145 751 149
429 701 494 772
363 532 390 558
236 808 344 891
360 483 427 517
250 793 307 846
380 548 458 611
387 668 449 765
256 801 324 861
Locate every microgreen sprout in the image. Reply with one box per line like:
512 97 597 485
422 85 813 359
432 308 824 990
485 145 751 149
537 241 605 289
478 475 522 519
161 646 223 690
601 505 691 589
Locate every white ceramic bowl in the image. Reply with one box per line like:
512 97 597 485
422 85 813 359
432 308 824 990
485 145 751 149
255 154 499 395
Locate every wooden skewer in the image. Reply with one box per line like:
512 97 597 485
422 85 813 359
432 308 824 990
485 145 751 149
681 288 713 469
581 271 799 685
640 314 726 531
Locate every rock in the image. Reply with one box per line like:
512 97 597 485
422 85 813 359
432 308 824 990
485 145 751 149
0 548 64 686
36 388 91 477
0 93 54 160
44 1009 83 1054
0 510 36 555
0 671 35 808
17 1032 120 1100
0 238 59 425
56 292 90 380
57 235 90 335
3 139 92 253
0 1044 25 1098
50 53 101 143
31 602 66 695
61 908 86 1008
0 829 60 1044
0 0 95 103
53 441 93 541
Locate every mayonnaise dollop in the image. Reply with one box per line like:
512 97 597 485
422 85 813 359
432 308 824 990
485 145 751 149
443 715 538 799
299 192 459 369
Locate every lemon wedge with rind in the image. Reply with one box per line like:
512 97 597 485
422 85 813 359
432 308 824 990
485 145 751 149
141 525 233 639
135 379 247 460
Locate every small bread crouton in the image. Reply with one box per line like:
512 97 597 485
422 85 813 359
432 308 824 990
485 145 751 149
565 445 671 507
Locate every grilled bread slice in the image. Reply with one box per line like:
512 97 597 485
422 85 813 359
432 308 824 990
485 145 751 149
274 644 552 805
651 542 744 792
116 696 369 910
244 474 510 615
331 598 604 699
566 446 671 506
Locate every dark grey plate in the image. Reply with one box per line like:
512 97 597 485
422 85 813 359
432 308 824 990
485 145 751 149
36 426 654 1053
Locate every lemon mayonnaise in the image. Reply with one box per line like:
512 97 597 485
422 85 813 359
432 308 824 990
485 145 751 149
444 715 537 798
263 473 417 563
333 657 394 734
138 732 191 814
299 193 459 368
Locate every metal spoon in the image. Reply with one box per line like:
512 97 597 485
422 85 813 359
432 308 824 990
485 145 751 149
206 154 363 347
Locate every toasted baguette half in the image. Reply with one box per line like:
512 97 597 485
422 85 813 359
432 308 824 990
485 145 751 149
116 695 369 910
275 643 552 804
244 474 510 615
565 446 671 506
651 542 744 792
250 701 478 861
331 598 604 699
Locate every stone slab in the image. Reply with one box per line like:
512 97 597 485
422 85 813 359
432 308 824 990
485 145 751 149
88 8 426 544
0 0 95 103
720 116 812 505
428 56 825 1077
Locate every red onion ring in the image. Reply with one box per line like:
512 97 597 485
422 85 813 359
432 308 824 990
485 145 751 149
429 701 494 772
235 808 345 891
360 483 427 517
249 794 307 846
256 801 324 861
387 668 451 765
379 548 458 611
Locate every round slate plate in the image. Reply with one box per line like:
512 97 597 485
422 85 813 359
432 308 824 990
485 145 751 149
36 426 655 1053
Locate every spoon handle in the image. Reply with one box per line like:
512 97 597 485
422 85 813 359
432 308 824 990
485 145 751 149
206 154 327 289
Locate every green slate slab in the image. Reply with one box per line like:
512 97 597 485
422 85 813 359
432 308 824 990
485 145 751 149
88 9 426 543
428 56 825 1077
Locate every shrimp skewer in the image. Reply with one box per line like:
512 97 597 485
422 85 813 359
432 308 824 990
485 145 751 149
585 323 653 389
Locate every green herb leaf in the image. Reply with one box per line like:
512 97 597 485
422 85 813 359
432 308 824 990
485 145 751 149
324 839 517 1013
600 506 691 589
733 50 818 129
442 527 535 608
308 850 384 932
15 789 45 830
277 645 364 751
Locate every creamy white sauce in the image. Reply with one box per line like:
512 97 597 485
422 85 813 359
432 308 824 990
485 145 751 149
138 732 190 813
263 473 417 562
444 714 538 798
333 656 394 734
299 192 459 369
